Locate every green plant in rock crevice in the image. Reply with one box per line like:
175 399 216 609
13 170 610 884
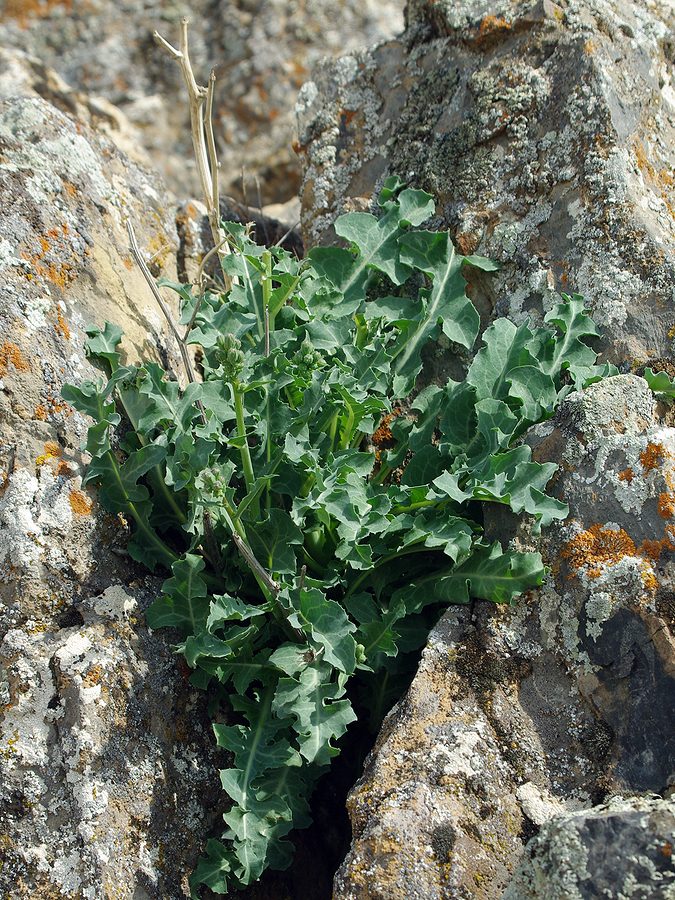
62 173 615 894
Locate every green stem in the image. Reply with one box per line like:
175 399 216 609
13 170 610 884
117 388 187 526
221 499 302 643
393 498 442 515
232 383 255 494
106 450 179 570
263 253 273 514
370 462 393 486
339 407 355 450
327 410 339 453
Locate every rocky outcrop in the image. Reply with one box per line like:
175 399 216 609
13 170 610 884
503 796 675 900
0 0 404 205
295 0 675 896
297 0 674 364
334 375 675 899
0 93 221 897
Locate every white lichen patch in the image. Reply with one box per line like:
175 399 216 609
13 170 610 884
0 629 60 768
0 467 78 579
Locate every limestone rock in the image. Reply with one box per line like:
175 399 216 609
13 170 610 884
0 93 219 897
297 0 674 364
0 0 405 204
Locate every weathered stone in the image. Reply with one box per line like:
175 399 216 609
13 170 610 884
297 0 674 364
0 94 220 897
503 796 675 900
332 374 675 899
296 1 675 894
0 0 404 204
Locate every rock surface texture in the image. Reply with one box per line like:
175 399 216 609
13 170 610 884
298 0 674 363
334 376 675 898
0 0 404 204
0 91 221 897
295 0 675 897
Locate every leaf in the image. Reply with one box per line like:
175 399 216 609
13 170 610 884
471 445 568 530
643 368 675 398
392 230 479 396
537 294 609 387
247 509 304 574
272 662 356 765
288 587 357 675
433 543 545 606
84 322 124 372
147 554 209 633
467 319 537 404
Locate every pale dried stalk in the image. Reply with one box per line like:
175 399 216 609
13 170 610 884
154 18 232 285
126 220 197 385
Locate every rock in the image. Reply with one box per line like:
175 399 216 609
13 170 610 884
503 796 675 900
297 0 674 364
332 373 675 899
0 93 220 897
0 0 405 204
296 1 675 894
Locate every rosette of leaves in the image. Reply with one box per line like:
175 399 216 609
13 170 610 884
62 177 613 894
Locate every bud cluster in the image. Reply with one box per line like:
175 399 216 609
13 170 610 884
215 334 245 381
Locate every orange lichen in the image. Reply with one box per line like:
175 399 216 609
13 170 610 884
34 404 48 421
69 489 93 515
562 524 637 578
640 564 659 593
55 307 71 340
584 39 596 54
640 441 668 473
82 664 103 687
474 15 511 45
3 0 72 26
657 492 675 519
0 342 30 377
20 229 76 290
36 441 62 467
618 467 635 483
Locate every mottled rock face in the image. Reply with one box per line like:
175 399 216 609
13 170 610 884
297 0 674 363
334 376 675 899
0 95 220 898
503 796 675 900
296 2 675 895
0 0 404 204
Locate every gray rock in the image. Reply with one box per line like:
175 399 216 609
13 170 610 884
0 0 405 204
297 0 674 364
0 92 219 897
503 796 675 900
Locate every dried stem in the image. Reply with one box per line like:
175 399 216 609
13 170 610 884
126 220 197 386
154 18 232 286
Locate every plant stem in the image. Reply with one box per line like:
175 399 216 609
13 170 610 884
233 383 255 494
117 388 187 526
262 251 272 513
106 450 179 570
